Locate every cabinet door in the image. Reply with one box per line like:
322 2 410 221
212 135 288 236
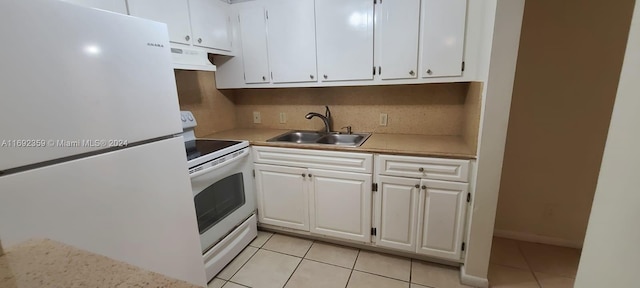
375 0 421 80
254 164 309 231
61 0 128 14
190 0 232 51
266 0 317 83
315 0 374 82
128 0 192 45
309 169 372 242
416 179 468 260
375 175 420 252
420 0 467 78
238 6 270 84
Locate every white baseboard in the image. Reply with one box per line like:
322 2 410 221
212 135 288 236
460 265 489 288
493 229 583 249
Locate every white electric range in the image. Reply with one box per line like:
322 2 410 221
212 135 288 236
180 111 257 283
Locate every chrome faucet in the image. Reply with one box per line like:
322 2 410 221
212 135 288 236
305 106 332 133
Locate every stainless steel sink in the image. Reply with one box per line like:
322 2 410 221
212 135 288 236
316 134 369 146
268 131 324 144
267 130 371 147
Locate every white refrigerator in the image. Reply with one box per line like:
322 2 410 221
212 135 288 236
0 0 206 286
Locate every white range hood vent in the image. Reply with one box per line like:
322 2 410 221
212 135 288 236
171 47 216 72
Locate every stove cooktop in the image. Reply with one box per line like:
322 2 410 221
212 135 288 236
185 139 242 161
184 139 249 169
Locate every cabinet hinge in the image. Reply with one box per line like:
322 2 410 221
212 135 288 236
271 72 273 80
461 242 466 251
373 66 376 76
243 72 246 81
466 193 471 203
374 0 376 4
265 10 269 19
253 170 255 178
462 61 465 72
372 183 378 192
371 227 377 236
378 66 381 75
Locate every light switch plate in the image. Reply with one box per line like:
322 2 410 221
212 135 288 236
253 111 261 124
279 112 287 124
380 113 388 126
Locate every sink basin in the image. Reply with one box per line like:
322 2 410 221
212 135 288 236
268 131 324 144
316 134 369 146
267 130 371 147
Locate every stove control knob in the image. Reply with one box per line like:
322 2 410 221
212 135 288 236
188 115 194 121
181 115 187 122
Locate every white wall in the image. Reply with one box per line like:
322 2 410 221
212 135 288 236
494 0 635 249
461 0 525 286
574 1 640 287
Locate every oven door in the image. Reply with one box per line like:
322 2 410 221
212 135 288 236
189 147 256 253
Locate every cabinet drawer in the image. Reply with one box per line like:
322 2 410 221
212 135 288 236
253 146 373 174
376 154 470 182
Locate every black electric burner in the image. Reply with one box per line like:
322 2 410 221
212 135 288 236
185 139 242 161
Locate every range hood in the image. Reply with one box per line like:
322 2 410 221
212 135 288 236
171 46 216 72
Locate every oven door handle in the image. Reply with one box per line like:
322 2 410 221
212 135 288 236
189 149 249 179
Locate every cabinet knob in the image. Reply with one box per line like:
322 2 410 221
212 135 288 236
302 173 306 178
308 174 312 177
262 76 266 81
323 74 328 79
185 35 190 41
197 38 203 43
409 70 415 76
427 69 433 75
418 167 424 172
310 74 314 79
414 184 420 188
421 185 427 190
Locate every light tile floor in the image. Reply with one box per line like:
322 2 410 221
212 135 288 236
488 237 580 288
208 232 580 288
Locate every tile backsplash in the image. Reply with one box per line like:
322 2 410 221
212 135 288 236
175 70 236 137
229 83 476 136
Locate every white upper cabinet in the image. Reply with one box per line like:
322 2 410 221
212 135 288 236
315 0 374 82
127 0 192 45
238 6 270 83
266 0 317 83
60 0 127 14
375 0 421 80
189 0 232 51
420 0 467 78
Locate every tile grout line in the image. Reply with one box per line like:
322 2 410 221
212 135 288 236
344 249 361 288
515 241 543 288
217 231 272 283
281 238 315 288
351 268 413 284
219 246 259 283
226 280 251 288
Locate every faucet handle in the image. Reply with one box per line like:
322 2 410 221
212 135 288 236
341 126 352 134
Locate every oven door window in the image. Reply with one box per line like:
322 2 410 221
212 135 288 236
194 172 246 234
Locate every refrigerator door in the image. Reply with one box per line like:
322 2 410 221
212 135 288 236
0 137 206 286
0 0 182 171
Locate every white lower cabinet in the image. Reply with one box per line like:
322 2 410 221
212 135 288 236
374 155 470 261
254 163 309 231
309 169 371 242
416 179 468 260
253 147 470 259
375 175 420 252
253 147 373 243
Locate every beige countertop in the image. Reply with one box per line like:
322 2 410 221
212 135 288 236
0 239 201 288
203 128 476 159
